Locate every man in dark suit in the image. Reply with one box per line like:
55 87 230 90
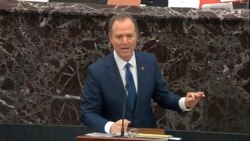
81 14 205 134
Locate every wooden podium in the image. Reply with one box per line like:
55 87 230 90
76 128 165 141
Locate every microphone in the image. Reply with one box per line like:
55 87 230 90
121 82 128 137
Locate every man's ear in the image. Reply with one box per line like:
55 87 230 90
108 33 112 41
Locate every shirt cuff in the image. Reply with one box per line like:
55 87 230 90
104 121 114 133
179 97 192 111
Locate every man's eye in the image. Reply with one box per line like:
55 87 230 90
127 35 134 38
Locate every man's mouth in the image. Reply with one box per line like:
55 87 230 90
121 47 129 50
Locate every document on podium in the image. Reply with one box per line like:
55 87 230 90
136 133 181 140
85 132 114 137
85 132 182 140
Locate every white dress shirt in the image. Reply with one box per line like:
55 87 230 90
114 50 138 93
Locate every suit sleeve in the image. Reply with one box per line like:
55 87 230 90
80 66 109 133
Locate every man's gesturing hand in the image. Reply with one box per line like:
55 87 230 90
185 92 205 108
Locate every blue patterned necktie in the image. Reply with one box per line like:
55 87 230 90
125 63 137 112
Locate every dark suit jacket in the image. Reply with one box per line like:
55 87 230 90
81 51 181 133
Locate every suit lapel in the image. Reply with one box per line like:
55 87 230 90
105 54 126 98
105 52 147 120
134 52 146 114
106 54 134 120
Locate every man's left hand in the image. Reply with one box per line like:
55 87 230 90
185 92 205 108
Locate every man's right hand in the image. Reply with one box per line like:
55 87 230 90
110 119 131 134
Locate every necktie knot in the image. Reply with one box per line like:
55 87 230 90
125 63 131 70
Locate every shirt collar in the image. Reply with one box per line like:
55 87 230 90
113 50 136 71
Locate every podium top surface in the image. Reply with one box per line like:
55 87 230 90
77 128 168 141
76 136 168 141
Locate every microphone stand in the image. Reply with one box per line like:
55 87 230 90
120 83 128 137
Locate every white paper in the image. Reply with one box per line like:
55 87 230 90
169 0 200 8
169 137 182 140
136 133 172 139
85 132 182 140
202 2 233 11
85 132 114 137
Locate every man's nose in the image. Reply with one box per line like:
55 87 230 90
121 37 128 43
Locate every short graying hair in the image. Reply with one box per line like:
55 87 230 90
108 14 139 36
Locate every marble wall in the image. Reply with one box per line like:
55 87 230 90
0 0 249 133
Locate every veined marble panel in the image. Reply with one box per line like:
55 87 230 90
0 0 249 133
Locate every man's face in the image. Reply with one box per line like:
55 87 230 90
109 18 138 62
